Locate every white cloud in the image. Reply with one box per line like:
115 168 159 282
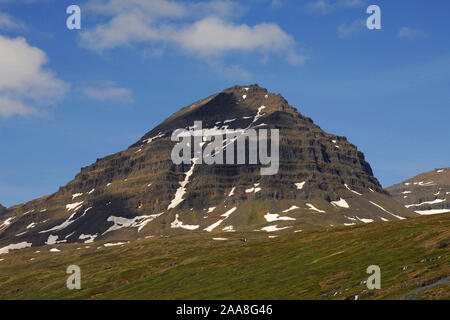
170 17 294 56
0 12 26 30
0 95 36 117
0 35 67 118
80 82 133 103
306 0 364 14
190 0 246 19
398 27 426 40
80 0 305 65
337 19 365 38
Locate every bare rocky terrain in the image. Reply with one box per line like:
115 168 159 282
387 168 450 216
0 85 417 250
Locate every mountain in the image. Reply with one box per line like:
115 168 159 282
387 168 450 215
0 84 416 249
0 204 5 215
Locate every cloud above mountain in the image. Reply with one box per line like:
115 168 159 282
79 0 306 65
0 35 67 118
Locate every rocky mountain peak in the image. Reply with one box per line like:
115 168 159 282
0 85 417 249
131 84 301 148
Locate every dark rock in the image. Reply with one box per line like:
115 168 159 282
0 85 417 247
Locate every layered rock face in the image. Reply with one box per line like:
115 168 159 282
0 85 416 248
387 168 450 215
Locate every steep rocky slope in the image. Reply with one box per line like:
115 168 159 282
387 168 450 215
0 85 416 250
0 204 5 215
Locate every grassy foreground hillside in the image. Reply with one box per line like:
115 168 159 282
0 213 448 300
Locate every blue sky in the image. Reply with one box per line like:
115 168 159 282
0 0 449 207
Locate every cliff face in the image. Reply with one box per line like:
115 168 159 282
0 85 416 247
0 204 5 215
387 168 450 215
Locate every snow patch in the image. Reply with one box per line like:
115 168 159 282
356 217 374 223
167 159 198 210
344 184 362 196
295 181 306 190
264 213 296 222
143 132 164 144
45 235 59 245
245 183 261 194
0 242 32 255
261 225 291 232
369 201 405 220
103 213 164 234
282 205 299 213
331 198 350 209
251 106 266 124
405 198 446 208
204 219 224 232
223 225 235 232
40 207 92 233
222 207 237 218
66 201 84 212
414 209 450 215
306 204 325 213
0 217 14 231
204 207 237 232
170 214 199 230
79 234 98 243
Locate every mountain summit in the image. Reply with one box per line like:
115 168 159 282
0 85 416 248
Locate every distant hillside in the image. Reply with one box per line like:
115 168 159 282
387 168 450 215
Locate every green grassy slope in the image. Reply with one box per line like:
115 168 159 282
0 213 448 300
